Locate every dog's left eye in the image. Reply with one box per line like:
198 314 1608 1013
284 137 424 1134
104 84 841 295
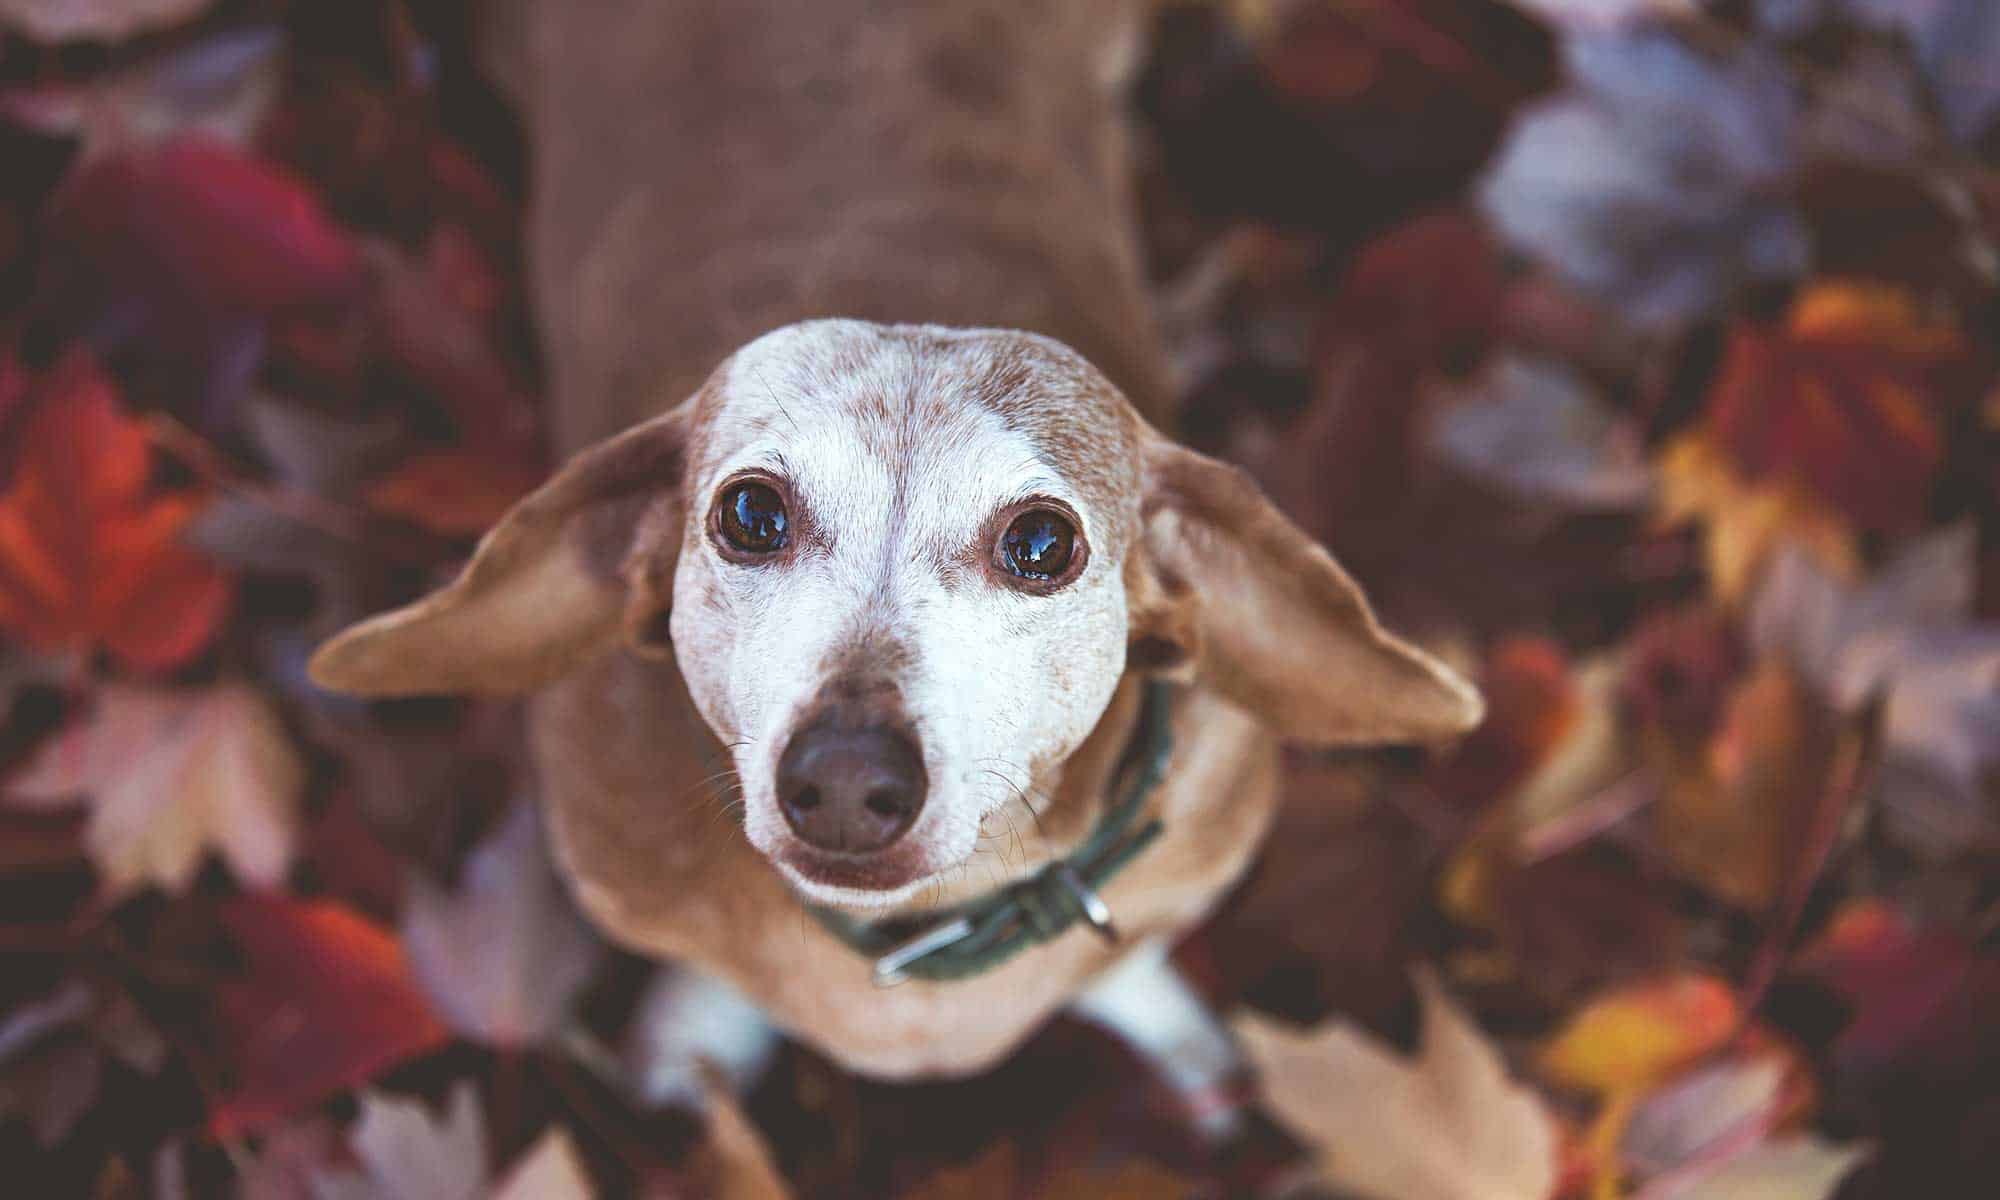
998 508 1076 583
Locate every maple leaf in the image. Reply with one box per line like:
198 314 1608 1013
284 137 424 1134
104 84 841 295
0 0 211 43
0 354 230 670
1751 529 2000 859
1236 970 1559 1200
1662 1136 1870 1199
400 800 602 1046
207 896 449 1137
7 681 302 898
1656 433 1859 608
311 1083 486 1200
1701 282 1976 540
365 447 544 538
1541 973 1740 1096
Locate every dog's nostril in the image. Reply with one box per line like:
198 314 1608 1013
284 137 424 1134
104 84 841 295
774 721 927 855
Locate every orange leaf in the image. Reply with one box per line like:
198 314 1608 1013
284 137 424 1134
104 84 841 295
365 446 544 537
1702 281 1973 538
1541 973 1740 1096
207 896 449 1137
0 353 229 670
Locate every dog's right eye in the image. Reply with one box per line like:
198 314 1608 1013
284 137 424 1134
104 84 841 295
717 481 788 554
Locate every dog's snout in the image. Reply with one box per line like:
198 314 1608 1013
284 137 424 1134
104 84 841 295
775 721 927 853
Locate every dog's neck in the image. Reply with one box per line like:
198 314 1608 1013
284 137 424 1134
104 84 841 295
505 0 1169 453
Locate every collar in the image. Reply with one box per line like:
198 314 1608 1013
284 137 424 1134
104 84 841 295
806 680 1177 986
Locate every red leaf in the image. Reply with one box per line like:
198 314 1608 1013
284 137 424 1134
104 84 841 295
0 353 230 670
1703 283 1980 537
53 135 363 318
206 895 449 1138
364 446 544 537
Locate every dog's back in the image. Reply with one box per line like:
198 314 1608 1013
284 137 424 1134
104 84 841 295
500 0 1169 450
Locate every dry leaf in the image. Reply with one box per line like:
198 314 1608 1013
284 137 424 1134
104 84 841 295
9 682 304 898
365 447 544 538
401 800 601 1046
0 353 231 670
490 1128 594 1200
0 0 211 43
1652 1135 1869 1199
1541 974 1739 1095
1657 434 1858 608
1236 970 1558 1200
209 897 449 1138
311 1083 485 1200
1622 1057 1785 1180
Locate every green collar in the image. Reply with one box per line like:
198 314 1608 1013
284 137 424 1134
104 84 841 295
807 681 1177 986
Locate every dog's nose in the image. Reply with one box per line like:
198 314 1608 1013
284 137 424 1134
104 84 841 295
775 721 927 853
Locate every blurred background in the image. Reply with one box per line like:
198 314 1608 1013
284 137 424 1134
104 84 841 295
0 0 1994 1196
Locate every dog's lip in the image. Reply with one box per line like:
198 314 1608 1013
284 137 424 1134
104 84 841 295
777 845 930 894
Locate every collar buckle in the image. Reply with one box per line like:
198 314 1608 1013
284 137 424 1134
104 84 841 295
871 915 976 987
1051 863 1119 943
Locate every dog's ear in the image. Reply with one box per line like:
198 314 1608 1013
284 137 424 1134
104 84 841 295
308 404 692 697
1127 435 1483 746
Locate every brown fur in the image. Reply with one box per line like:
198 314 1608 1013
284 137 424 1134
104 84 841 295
310 0 1483 1077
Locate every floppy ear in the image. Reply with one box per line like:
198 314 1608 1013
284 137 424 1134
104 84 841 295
1127 435 1483 746
308 404 692 697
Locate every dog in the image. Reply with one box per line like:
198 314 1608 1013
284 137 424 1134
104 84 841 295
309 0 1482 1084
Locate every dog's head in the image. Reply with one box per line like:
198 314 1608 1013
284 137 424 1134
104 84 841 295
311 321 1480 906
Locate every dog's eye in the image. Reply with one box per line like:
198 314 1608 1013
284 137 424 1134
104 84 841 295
998 509 1076 583
718 481 788 553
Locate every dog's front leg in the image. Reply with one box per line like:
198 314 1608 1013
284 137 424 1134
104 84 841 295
625 965 783 1108
1070 941 1250 1141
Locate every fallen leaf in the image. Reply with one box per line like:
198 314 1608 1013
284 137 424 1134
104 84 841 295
52 135 363 326
401 800 601 1046
8 682 303 898
1429 354 1653 511
208 896 449 1137
1542 973 1740 1096
1751 530 2000 858
235 1116 342 1200
1622 1057 1786 1181
1479 27 1806 329
1652 1135 1869 1199
1237 970 1559 1200
311 1082 485 1200
0 25 285 160
0 353 230 671
1645 659 1842 910
0 0 211 43
365 447 543 538
490 1128 594 1200
1657 433 1859 608
899 1139 1195 1200
1702 282 1974 539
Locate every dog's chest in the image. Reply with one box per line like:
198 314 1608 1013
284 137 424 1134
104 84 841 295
531 651 1280 1077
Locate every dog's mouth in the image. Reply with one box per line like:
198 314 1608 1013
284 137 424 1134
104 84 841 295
775 844 942 908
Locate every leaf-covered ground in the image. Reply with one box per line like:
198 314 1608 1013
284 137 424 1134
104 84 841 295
0 1 1995 1197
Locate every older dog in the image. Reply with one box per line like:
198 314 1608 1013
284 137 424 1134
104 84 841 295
310 0 1481 1081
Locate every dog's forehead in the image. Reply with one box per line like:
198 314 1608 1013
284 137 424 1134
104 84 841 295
695 321 1139 536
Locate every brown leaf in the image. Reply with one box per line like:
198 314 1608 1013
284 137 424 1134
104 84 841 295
0 0 211 43
8 682 304 898
1237 970 1559 1200
365 447 544 538
400 800 602 1046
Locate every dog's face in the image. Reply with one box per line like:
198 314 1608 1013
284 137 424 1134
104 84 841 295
661 324 1139 905
309 321 1481 908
